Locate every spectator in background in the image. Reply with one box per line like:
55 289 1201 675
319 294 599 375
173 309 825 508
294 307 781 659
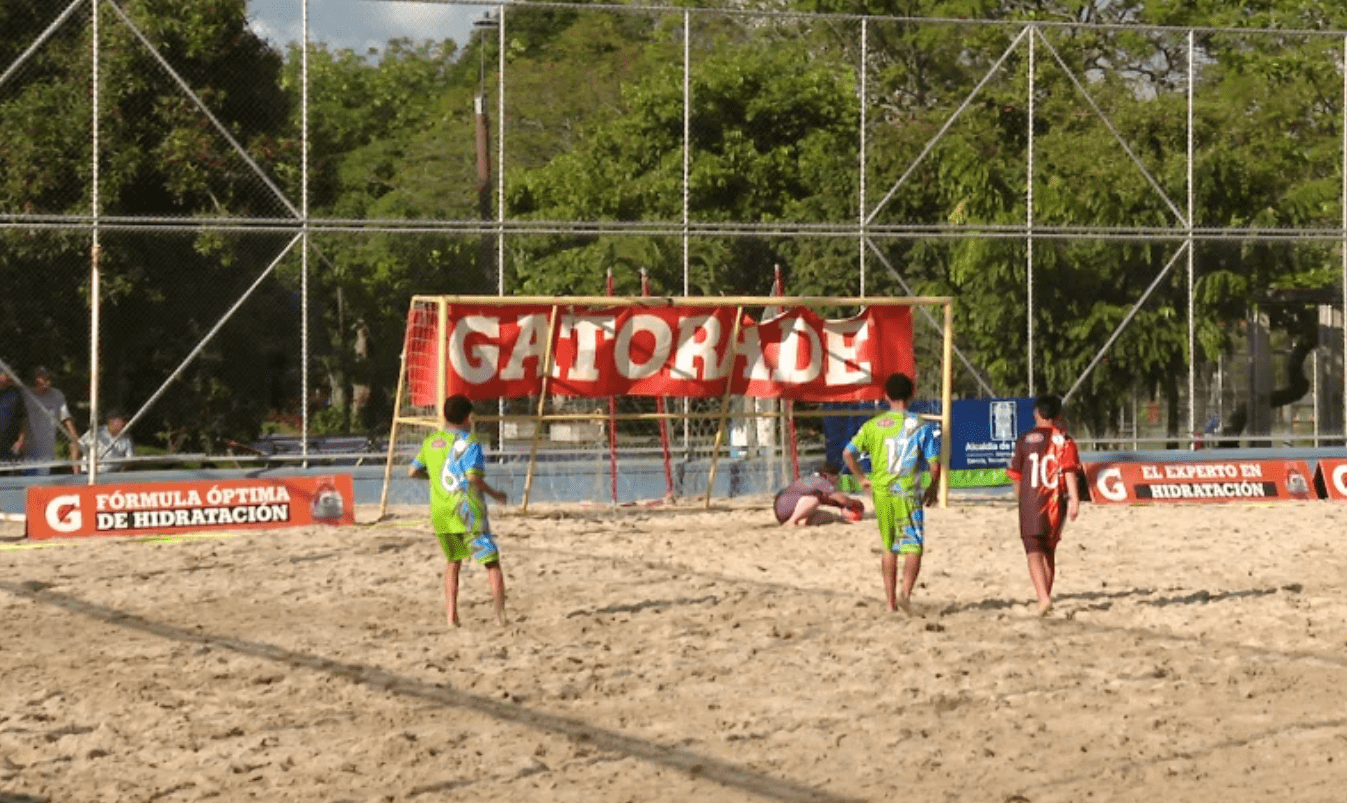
0 368 27 464
78 408 134 474
23 366 82 475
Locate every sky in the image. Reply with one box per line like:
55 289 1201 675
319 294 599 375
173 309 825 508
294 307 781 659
246 0 480 54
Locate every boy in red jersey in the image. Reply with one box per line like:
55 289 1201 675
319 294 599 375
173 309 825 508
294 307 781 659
1005 393 1081 616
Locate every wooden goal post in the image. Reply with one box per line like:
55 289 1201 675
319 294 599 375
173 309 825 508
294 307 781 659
379 295 954 513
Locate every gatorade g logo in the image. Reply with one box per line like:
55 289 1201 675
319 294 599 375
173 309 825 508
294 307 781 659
1095 467 1128 502
45 494 83 533
1333 464 1347 497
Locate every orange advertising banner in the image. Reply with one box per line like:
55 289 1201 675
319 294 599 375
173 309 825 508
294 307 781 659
1314 458 1347 501
1083 459 1316 504
25 476 355 540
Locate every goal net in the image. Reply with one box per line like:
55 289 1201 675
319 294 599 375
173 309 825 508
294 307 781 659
379 295 953 512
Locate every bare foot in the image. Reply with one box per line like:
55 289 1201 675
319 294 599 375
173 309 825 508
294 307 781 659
449 616 461 627
895 597 916 617
1037 599 1053 617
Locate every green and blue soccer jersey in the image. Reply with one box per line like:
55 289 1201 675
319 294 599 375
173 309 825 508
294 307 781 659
845 410 940 497
412 427 489 535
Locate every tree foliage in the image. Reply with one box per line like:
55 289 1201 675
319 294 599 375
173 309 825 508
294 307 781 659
508 34 860 298
0 0 297 452
777 0 1347 436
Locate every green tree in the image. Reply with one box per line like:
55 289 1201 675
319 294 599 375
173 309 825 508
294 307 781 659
800 0 1346 440
508 36 861 299
281 38 474 434
289 9 680 432
0 0 298 452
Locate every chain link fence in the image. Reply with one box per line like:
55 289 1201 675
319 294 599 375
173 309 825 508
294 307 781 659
2 2 1346 486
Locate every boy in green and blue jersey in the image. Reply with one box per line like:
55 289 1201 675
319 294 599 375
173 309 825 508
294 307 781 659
409 395 509 627
844 372 942 615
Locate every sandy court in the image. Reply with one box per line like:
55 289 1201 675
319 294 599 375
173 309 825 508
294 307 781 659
2 496 1347 802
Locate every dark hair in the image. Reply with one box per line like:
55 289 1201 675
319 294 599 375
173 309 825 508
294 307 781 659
34 366 51 379
1035 393 1063 421
818 460 842 477
105 408 128 422
884 372 914 402
443 395 474 426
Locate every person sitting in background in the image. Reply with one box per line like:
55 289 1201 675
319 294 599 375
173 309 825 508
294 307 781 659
773 460 865 527
23 366 82 475
78 408 133 474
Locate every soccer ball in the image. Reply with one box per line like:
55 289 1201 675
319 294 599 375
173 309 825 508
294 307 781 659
843 501 864 522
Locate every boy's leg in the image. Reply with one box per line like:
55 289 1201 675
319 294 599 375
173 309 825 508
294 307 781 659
888 496 924 614
444 560 462 626
1044 532 1062 595
485 561 507 626
805 508 841 526
899 553 921 610
784 496 821 526
1024 551 1052 614
875 492 905 611
881 551 899 611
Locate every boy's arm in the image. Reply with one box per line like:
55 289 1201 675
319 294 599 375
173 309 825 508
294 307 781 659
407 444 429 479
920 425 942 506
1063 436 1081 520
73 432 88 473
1065 468 1081 521
469 473 507 505
922 460 942 507
10 400 27 454
825 491 855 508
1006 436 1023 501
63 417 82 460
818 479 858 509
842 446 870 491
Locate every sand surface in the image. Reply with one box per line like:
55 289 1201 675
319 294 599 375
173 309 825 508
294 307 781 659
2 496 1346 802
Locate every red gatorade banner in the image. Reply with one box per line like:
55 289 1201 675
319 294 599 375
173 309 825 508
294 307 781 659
1084 459 1315 504
405 303 915 404
25 476 355 540
1314 458 1347 501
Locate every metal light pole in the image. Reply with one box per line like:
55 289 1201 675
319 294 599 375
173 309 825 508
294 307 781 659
474 12 498 289
472 11 505 448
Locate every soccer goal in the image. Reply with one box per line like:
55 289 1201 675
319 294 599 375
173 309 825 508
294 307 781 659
378 294 954 513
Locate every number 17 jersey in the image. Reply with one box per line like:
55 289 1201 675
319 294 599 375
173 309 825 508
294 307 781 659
1006 425 1080 538
847 410 940 498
